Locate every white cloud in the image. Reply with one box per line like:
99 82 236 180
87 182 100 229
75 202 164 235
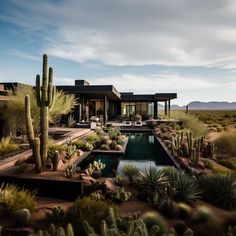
56 73 226 93
8 49 40 61
2 0 236 68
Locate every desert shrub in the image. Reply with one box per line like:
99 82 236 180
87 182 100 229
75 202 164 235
214 134 236 157
198 174 236 210
15 163 28 174
163 167 201 204
108 127 121 140
0 184 36 215
136 167 169 198
177 203 192 220
202 159 214 169
141 211 168 236
121 164 140 183
72 140 93 151
159 198 178 218
0 137 19 157
86 133 100 144
66 197 116 234
47 143 66 159
45 205 65 222
218 159 236 170
191 206 217 224
217 127 223 132
171 111 208 137
212 166 232 174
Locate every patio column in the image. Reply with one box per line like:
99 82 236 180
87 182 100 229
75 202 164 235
103 96 108 124
164 101 167 116
81 97 85 121
154 101 158 119
168 99 171 117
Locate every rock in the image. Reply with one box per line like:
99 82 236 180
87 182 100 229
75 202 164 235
2 227 34 236
197 161 205 170
104 178 117 193
57 160 64 170
81 174 97 185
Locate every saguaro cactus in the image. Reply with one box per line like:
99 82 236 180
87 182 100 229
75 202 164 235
25 54 55 171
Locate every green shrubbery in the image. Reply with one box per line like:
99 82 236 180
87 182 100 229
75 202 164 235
72 140 93 151
0 184 36 215
163 167 201 204
198 174 236 210
171 111 208 137
214 134 236 157
66 197 116 234
0 137 20 157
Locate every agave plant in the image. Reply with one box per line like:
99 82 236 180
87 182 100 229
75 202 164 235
121 164 140 183
164 167 201 204
136 167 170 198
198 174 236 210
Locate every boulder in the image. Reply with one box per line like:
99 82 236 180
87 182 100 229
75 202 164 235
104 178 117 193
81 174 97 186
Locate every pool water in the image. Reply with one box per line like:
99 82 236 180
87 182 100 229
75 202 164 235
79 132 174 177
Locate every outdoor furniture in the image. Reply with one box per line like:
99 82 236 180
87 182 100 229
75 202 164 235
134 121 142 127
90 122 96 130
90 116 100 122
124 121 132 126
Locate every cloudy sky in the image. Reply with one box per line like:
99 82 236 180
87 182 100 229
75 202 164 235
1 0 236 105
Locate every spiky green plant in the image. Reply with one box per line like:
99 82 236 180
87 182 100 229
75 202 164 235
45 205 65 222
64 164 76 178
164 167 201 204
198 174 236 210
136 167 170 198
121 164 140 183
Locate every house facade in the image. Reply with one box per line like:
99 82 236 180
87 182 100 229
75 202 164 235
57 80 177 123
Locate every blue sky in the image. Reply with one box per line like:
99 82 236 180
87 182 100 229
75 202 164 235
1 0 236 105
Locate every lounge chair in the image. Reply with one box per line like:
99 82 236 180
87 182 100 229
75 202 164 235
125 121 132 126
134 121 142 127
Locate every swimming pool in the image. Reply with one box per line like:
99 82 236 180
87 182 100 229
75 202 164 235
78 132 174 177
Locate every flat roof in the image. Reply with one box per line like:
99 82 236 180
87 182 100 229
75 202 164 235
121 93 177 102
56 85 121 100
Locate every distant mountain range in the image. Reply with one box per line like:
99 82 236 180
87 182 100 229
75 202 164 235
159 101 236 110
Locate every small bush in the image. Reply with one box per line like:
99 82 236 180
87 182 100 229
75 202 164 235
141 211 168 236
214 134 236 157
170 111 208 137
121 164 140 183
202 159 214 169
198 174 236 210
212 165 232 174
163 167 201 204
0 184 36 215
191 206 217 224
0 137 20 157
66 197 116 234
218 159 236 170
86 133 100 144
72 140 93 151
177 203 192 220
137 167 169 198
47 143 66 159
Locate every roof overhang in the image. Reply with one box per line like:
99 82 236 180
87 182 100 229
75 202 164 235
56 85 121 100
